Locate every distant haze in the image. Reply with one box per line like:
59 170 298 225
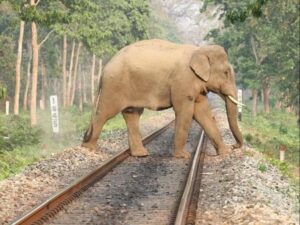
151 0 223 45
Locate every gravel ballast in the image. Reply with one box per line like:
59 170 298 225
47 121 201 225
196 96 299 225
0 110 174 225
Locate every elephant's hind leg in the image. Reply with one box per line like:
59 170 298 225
122 108 149 157
82 98 121 150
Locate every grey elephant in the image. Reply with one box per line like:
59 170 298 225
82 39 243 158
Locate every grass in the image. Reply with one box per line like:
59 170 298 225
0 107 162 180
240 104 299 179
0 145 41 179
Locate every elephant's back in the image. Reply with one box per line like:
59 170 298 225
102 39 197 84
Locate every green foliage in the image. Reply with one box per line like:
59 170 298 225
5 0 151 58
53 0 151 56
206 0 299 110
0 145 41 180
0 35 15 96
0 107 165 179
0 85 7 99
19 1 69 26
241 106 299 167
267 158 291 178
0 114 42 151
0 1 19 34
258 162 268 172
202 0 269 23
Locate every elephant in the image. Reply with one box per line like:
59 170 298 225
82 39 243 158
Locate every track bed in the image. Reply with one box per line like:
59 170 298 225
46 122 201 225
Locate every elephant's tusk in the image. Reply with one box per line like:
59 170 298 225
228 95 246 107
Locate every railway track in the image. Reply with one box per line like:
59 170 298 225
11 121 207 225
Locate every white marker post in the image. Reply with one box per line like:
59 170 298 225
5 101 9 115
279 144 286 161
238 89 243 121
50 95 59 135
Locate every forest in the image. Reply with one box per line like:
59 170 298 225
0 0 180 178
0 0 164 125
0 0 299 179
204 0 299 116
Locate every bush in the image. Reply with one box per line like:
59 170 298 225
245 133 253 142
0 115 42 151
0 145 41 180
258 162 268 172
241 105 299 182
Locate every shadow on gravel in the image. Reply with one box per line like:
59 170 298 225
91 158 168 225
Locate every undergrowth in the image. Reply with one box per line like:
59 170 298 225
0 107 162 180
241 106 299 179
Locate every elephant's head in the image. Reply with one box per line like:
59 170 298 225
190 45 243 148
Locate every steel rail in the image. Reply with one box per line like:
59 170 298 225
174 130 206 225
10 120 174 225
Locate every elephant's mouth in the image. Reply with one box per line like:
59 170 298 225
227 95 245 107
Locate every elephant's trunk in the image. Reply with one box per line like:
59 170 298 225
225 96 243 148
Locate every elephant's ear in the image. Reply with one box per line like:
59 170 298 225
189 50 211 82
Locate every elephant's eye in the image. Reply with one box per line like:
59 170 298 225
224 70 229 78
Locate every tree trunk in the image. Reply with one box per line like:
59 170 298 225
70 42 82 106
23 65 31 111
53 78 58 94
30 20 39 126
14 20 25 115
78 65 83 112
91 54 96 104
23 52 32 111
286 107 292 113
97 58 102 88
66 40 76 107
262 82 270 114
83 72 87 104
62 34 67 107
40 58 46 110
252 89 258 117
275 101 282 109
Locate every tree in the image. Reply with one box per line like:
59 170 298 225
202 0 269 23
20 0 67 125
62 34 67 107
90 53 96 104
13 20 24 115
70 41 81 106
66 40 75 106
205 0 299 115
1 0 152 118
23 40 31 111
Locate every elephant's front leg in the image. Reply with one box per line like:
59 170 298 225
122 108 149 157
173 102 194 159
193 95 229 155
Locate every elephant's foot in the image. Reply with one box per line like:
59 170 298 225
217 145 231 155
130 147 149 157
231 143 242 149
173 149 191 159
81 141 97 150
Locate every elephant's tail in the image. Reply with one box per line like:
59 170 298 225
83 67 107 143
83 84 103 143
83 124 93 142
92 71 104 117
